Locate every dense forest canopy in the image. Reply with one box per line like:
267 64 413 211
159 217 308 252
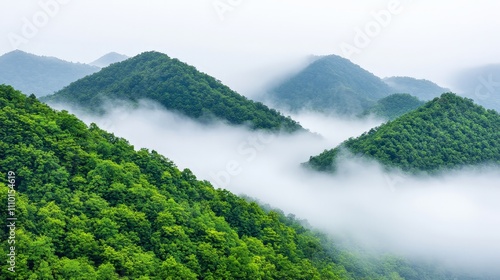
308 93 500 173
1 85 464 279
42 51 302 132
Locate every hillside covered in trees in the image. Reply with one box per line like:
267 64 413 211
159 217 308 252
362 93 425 120
0 50 99 97
308 93 500 173
267 55 392 115
2 85 466 279
1 84 333 278
42 51 302 132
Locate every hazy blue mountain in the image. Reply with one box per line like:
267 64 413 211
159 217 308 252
267 55 393 115
0 50 99 97
451 64 500 112
90 52 129 68
383 76 449 100
43 51 302 132
362 93 425 120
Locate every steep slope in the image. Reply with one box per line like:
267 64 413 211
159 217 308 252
362 93 425 120
451 64 500 112
0 50 99 97
90 52 128 68
268 55 393 115
0 85 456 279
308 93 500 173
384 76 449 100
43 51 301 132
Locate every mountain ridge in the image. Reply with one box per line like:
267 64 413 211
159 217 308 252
267 54 393 115
383 76 449 100
43 51 302 132
307 93 500 173
90 52 129 68
0 50 99 97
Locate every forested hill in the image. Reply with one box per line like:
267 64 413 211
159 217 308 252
0 85 459 279
42 51 302 132
268 55 392 115
308 93 500 173
0 50 99 97
362 93 425 120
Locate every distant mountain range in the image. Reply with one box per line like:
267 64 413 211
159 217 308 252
1 50 452 118
43 51 302 132
266 55 450 116
383 76 450 100
90 52 128 68
267 55 392 115
307 93 500 173
0 50 99 97
451 64 500 112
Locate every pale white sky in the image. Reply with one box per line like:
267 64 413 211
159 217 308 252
1 0 499 93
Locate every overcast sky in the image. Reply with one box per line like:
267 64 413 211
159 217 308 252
1 0 500 92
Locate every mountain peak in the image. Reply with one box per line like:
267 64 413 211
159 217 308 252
267 53 392 115
308 92 500 173
44 51 302 132
90 52 129 68
0 51 99 97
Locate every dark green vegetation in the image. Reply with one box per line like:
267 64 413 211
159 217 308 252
308 93 500 173
0 50 99 97
383 76 449 101
90 52 128 68
362 93 425 120
268 55 392 115
3 85 463 279
43 51 301 132
452 64 500 112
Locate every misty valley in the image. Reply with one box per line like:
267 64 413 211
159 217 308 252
1 49 500 280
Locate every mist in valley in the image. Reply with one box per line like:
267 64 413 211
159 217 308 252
48 99 500 277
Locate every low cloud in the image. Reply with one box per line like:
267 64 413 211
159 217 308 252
51 99 500 277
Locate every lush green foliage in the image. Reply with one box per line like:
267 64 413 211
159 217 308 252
0 50 99 97
383 76 449 101
1 85 455 279
268 55 392 115
42 51 301 132
308 93 500 172
362 93 425 120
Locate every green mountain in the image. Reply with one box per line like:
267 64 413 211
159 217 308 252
0 50 99 97
1 84 460 279
362 93 425 120
383 76 449 100
90 52 128 68
307 93 500 173
267 55 392 115
42 51 301 132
